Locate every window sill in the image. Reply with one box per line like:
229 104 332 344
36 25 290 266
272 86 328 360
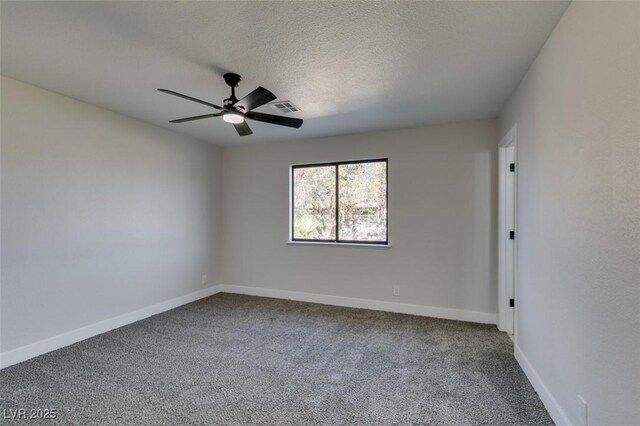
287 241 391 249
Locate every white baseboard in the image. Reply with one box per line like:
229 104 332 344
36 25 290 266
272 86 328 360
515 343 573 426
1 284 495 370
0 285 222 369
221 284 497 325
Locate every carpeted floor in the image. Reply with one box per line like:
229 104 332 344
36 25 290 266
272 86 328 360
1 294 552 425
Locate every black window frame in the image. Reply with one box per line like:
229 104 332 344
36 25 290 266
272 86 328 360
290 158 389 245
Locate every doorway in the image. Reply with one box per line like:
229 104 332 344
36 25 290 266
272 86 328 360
498 126 517 336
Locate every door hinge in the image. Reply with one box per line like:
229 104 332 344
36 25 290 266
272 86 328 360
510 163 515 172
509 298 515 308
509 231 515 240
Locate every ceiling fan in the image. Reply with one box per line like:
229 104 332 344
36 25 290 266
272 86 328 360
158 73 303 136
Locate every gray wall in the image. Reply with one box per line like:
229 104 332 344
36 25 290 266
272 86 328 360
1 76 222 352
221 120 498 316
499 2 640 424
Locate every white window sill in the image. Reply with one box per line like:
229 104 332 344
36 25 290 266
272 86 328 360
287 241 391 249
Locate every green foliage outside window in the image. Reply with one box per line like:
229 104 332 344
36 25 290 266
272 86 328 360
292 160 387 243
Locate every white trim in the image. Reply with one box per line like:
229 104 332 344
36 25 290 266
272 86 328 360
497 124 517 336
0 283 497 369
499 125 517 148
0 285 222 369
221 284 496 325
515 344 573 426
287 241 391 249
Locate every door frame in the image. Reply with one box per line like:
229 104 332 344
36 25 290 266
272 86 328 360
498 125 517 336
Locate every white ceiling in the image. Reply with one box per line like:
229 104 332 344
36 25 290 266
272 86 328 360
1 1 569 146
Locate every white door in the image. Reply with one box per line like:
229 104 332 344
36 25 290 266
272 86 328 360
498 141 516 335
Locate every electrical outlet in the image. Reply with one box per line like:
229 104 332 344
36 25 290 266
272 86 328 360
393 285 400 296
201 274 207 284
578 395 588 426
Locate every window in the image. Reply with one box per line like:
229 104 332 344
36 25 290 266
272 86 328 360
291 159 388 244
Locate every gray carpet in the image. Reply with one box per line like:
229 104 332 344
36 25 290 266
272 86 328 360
1 294 552 425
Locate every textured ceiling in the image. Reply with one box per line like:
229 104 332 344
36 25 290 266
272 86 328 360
1 1 569 146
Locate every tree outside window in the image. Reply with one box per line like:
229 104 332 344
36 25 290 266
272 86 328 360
291 159 387 244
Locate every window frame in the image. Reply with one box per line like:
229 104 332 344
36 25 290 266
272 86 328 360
290 158 389 245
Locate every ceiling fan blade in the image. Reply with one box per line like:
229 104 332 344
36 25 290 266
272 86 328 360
245 111 303 128
233 121 253 136
158 88 223 110
169 113 221 123
234 87 276 112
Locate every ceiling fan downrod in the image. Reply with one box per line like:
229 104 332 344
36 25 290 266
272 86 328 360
223 73 242 107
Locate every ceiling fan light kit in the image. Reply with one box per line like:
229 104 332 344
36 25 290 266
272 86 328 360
158 73 303 137
222 111 244 124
